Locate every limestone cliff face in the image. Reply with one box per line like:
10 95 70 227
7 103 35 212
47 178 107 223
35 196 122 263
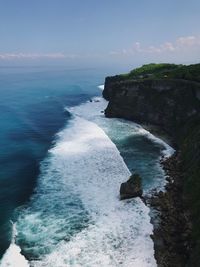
103 77 200 141
103 74 200 266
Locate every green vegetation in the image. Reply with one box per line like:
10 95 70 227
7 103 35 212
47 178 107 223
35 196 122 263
128 63 179 78
120 63 200 82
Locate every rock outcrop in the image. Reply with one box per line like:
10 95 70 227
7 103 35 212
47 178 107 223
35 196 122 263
148 154 192 267
120 173 143 200
104 78 200 141
103 63 200 267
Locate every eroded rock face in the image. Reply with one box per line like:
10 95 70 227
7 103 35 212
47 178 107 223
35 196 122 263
103 67 200 266
148 153 192 267
120 173 143 200
103 78 200 141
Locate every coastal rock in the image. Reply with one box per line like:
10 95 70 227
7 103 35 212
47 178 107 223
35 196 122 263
103 77 200 141
103 63 200 266
146 154 192 267
120 173 143 200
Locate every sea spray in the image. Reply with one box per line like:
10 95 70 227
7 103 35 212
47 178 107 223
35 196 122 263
27 117 156 267
69 96 174 159
0 222 29 267
70 96 174 191
13 115 156 266
98 84 105 90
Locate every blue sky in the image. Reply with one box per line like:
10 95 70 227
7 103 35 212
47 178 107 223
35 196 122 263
0 0 200 68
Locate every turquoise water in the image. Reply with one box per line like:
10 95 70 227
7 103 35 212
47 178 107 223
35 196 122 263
0 67 173 266
0 67 104 257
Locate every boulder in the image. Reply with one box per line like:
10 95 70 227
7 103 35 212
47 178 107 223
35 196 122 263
120 173 143 200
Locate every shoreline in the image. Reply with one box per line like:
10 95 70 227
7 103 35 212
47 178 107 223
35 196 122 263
137 122 192 266
102 63 200 265
140 123 174 148
102 100 191 265
111 115 192 266
145 152 192 267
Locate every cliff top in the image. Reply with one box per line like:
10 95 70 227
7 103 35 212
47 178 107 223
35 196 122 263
111 63 200 83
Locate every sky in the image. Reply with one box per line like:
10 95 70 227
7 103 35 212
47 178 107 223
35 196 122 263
0 0 200 69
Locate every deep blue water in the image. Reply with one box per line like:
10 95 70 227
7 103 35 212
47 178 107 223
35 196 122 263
0 67 106 257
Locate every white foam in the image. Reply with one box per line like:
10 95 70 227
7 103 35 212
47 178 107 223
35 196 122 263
69 96 174 159
11 114 156 267
31 200 154 267
69 96 174 193
3 94 167 266
98 84 104 90
135 127 175 158
28 117 156 267
0 222 29 267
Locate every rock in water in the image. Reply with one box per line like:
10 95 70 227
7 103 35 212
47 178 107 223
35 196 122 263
120 173 143 200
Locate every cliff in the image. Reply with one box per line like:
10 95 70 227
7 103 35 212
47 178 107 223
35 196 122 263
103 63 200 266
104 78 200 142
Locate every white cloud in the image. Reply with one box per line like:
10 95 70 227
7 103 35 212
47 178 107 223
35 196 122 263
132 42 142 52
0 53 78 60
176 36 200 47
110 35 200 56
161 42 175 52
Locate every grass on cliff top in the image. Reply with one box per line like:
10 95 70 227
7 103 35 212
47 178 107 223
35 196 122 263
120 63 200 83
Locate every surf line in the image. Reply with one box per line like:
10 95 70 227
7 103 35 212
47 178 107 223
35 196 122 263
0 221 30 267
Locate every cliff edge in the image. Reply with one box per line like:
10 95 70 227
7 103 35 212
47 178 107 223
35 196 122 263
103 63 200 266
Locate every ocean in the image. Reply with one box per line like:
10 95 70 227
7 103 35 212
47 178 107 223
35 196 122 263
0 67 173 267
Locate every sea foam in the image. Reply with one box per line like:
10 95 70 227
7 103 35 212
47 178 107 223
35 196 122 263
98 84 104 90
1 93 166 267
69 96 174 159
29 116 156 267
69 96 174 192
0 222 29 267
